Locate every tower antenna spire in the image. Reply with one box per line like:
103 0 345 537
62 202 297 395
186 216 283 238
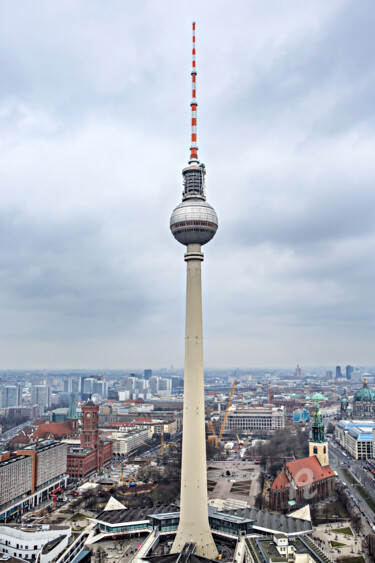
190 21 198 164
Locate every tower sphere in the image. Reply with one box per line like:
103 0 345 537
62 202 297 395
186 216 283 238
170 198 218 246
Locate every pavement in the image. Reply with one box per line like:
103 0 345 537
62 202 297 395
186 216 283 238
311 522 363 561
207 461 261 505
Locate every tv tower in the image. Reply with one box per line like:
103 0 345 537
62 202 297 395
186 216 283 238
170 22 218 558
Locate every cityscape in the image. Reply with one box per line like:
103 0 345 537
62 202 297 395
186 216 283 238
1 3 375 563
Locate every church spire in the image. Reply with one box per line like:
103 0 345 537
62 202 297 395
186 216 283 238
311 401 325 443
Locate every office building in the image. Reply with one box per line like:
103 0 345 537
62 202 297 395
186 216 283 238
346 365 354 380
144 369 152 381
0 440 67 521
1 385 22 408
221 405 285 432
31 385 51 413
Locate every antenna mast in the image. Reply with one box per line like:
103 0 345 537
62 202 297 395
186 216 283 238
190 22 198 164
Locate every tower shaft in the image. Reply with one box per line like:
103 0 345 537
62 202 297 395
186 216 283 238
171 244 218 558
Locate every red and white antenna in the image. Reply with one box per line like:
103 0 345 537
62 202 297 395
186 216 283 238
189 21 198 164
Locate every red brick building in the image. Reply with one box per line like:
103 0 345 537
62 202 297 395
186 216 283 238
269 455 336 511
270 402 336 511
67 401 112 479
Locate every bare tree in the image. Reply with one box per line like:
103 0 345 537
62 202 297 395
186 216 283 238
363 534 375 559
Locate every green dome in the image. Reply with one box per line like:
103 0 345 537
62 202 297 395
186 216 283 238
341 397 348 403
311 392 326 401
353 380 375 402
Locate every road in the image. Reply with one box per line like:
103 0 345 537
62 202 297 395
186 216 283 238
0 420 31 447
328 441 375 533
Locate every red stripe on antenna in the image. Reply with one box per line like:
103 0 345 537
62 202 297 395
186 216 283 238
190 22 198 162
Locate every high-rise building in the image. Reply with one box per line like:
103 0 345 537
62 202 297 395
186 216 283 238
335 365 342 379
64 377 81 393
346 365 354 380
0 385 22 408
144 369 152 380
169 23 218 558
295 365 302 378
31 384 51 413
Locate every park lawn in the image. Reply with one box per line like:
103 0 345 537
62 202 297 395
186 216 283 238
342 468 358 486
316 500 350 519
69 513 90 521
355 484 375 513
330 541 346 547
331 526 353 536
342 468 375 512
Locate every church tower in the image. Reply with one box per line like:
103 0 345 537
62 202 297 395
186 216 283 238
309 401 329 467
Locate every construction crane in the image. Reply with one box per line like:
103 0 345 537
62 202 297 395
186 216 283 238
236 434 244 446
208 380 237 446
160 432 176 455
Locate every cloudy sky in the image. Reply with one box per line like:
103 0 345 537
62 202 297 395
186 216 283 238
0 0 374 370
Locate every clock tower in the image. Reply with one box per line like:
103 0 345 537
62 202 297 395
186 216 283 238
80 400 100 450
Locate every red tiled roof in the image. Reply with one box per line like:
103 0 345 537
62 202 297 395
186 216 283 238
33 422 74 438
286 456 335 486
272 455 335 490
10 432 31 444
271 472 290 490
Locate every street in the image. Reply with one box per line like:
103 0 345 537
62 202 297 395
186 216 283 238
328 441 375 534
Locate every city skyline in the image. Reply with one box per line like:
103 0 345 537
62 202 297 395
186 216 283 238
1 1 375 368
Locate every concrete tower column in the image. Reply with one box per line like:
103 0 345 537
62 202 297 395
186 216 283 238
171 244 218 558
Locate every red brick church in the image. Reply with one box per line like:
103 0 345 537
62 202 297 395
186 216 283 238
270 402 336 511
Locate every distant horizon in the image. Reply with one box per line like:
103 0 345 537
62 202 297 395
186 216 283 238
0 364 374 374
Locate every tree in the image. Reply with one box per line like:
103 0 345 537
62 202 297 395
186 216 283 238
350 513 362 535
363 534 375 559
96 547 107 563
326 422 335 434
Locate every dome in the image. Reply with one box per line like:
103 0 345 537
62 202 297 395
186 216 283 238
311 392 326 401
353 380 375 402
170 198 218 246
341 397 348 403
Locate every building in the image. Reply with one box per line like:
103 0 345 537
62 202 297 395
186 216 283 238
144 369 152 381
63 378 81 394
87 499 311 545
66 400 113 479
221 405 285 432
351 378 375 419
31 385 51 413
1 386 22 408
0 524 86 563
335 366 342 379
270 402 336 510
168 22 218 558
0 440 68 521
8 405 40 420
292 408 310 424
335 419 375 459
346 365 354 380
245 533 330 563
108 428 151 456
